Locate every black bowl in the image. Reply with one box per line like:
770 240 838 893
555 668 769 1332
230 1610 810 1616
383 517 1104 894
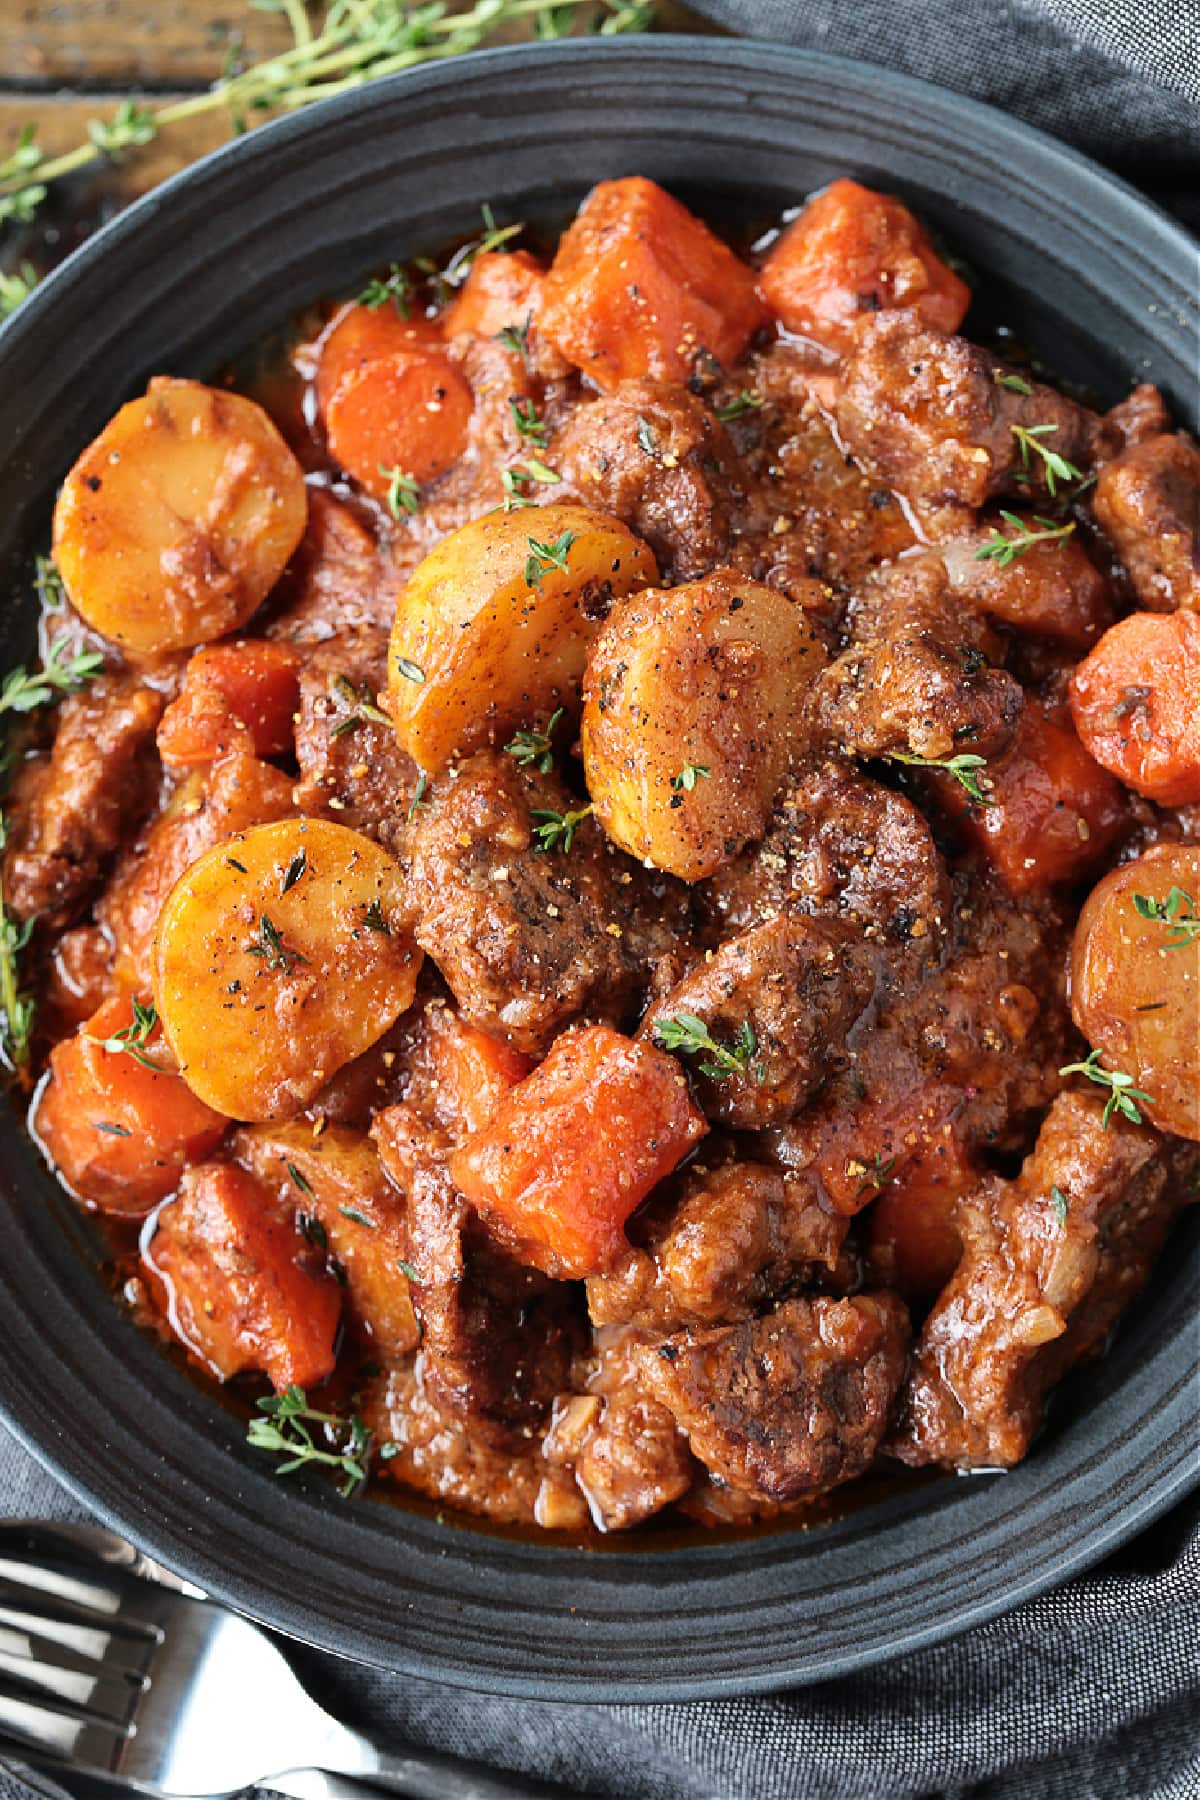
0 38 1196 1700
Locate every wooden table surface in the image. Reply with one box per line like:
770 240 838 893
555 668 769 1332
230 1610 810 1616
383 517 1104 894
0 0 714 278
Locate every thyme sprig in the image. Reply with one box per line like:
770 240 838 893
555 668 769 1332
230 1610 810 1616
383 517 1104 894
329 672 393 737
671 763 710 792
381 465 420 519
889 750 993 806
654 1012 764 1084
0 812 33 1072
530 802 592 853
246 912 308 974
86 997 162 1072
975 511 1076 568
715 389 764 422
525 529 577 589
1132 886 1200 949
247 1385 371 1497
1059 1049 1152 1129
505 707 563 774
1010 423 1082 498
0 635 105 717
0 3 654 245
358 261 411 315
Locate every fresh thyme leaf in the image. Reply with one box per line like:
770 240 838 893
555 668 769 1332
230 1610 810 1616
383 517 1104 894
287 1161 315 1197
225 856 248 873
1050 1183 1069 1225
380 464 420 519
92 1120 132 1136
339 1205 377 1228
653 1012 764 1084
85 997 161 1072
247 1385 372 1498
635 415 659 456
1132 886 1200 949
361 898 391 933
34 556 66 612
0 635 105 717
298 1210 326 1249
501 458 561 510
397 1258 420 1282
670 763 710 793
509 396 548 447
407 772 429 823
995 372 1034 395
379 1441 401 1460
530 803 593 853
854 1153 897 1199
715 389 764 422
525 529 578 589
495 312 532 358
245 912 307 974
1010 423 1083 498
974 510 1076 568
358 262 411 316
88 99 156 157
0 260 38 317
889 750 993 805
281 849 307 895
0 810 35 1071
329 672 392 736
394 656 425 685
1058 1048 1152 1128
505 707 564 774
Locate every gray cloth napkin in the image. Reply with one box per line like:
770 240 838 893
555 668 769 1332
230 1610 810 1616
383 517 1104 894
4 3 1200 1796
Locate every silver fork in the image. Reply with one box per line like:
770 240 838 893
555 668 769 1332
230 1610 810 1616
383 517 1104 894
0 1522 577 1798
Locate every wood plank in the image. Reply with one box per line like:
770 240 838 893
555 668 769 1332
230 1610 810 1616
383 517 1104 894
0 0 713 88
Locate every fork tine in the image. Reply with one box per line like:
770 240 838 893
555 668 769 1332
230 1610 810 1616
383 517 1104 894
0 1603 129 1666
0 1687 130 1766
0 1643 143 1723
0 1561 160 1638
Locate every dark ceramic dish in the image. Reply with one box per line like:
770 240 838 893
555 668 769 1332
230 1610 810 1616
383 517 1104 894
0 38 1196 1700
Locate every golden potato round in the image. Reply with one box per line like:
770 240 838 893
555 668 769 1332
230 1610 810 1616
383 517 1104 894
581 569 827 881
1071 842 1200 1141
53 378 307 658
153 818 420 1122
387 502 657 773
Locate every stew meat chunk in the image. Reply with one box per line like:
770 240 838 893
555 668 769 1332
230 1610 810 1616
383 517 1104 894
9 174 1197 1537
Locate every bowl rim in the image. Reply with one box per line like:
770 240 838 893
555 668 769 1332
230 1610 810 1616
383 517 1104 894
0 32 1197 1701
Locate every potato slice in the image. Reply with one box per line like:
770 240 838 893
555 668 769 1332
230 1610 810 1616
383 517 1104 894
1071 842 1200 1141
581 569 827 880
53 378 307 658
153 818 421 1122
387 502 657 773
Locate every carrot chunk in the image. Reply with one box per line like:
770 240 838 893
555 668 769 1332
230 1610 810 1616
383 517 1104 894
758 178 970 355
156 641 302 769
866 1135 976 1304
449 1024 707 1279
315 301 443 416
444 249 545 342
937 707 1127 894
143 1160 341 1391
33 993 228 1215
539 177 767 391
324 349 474 497
423 1004 534 1140
1069 610 1200 805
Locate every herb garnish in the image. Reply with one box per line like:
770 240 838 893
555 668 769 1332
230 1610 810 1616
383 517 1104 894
671 763 710 793
380 465 420 520
854 1152 897 1198
995 372 1034 396
0 811 33 1071
397 1258 420 1282
339 1205 377 1228
0 634 105 717
281 850 307 895
1132 886 1200 949
1050 1184 1069 1225
975 511 1076 568
525 530 578 589
92 1120 132 1137
0 261 37 317
889 750 993 805
654 1012 764 1084
531 803 593 853
715 389 764 422
361 898 391 933
86 998 161 1072
247 1386 371 1498
394 656 426 685
329 672 393 737
246 913 307 975
407 773 429 823
501 458 561 510
496 312 533 359
1010 423 1083 498
358 262 411 316
1058 1049 1152 1128
635 415 659 456
286 1162 315 1198
509 396 548 447
505 708 563 774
